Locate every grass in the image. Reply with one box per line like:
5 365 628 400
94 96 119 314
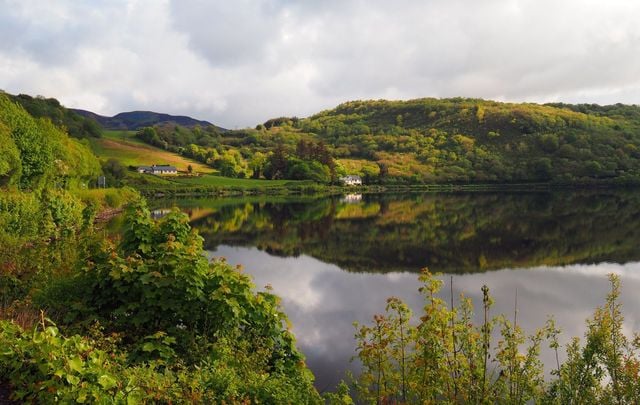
338 158 381 175
89 131 214 174
171 174 310 188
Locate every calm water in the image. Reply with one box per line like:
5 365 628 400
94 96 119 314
157 191 640 390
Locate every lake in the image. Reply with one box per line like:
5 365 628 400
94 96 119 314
154 190 640 391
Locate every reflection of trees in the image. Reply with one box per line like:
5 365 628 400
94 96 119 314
189 191 640 273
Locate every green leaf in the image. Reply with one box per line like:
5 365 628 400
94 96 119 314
141 342 156 352
68 356 83 372
127 392 142 405
98 374 118 390
66 374 80 386
76 389 87 403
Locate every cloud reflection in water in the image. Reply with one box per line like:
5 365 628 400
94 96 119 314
210 245 640 390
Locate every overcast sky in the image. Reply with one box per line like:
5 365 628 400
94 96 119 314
1 0 640 128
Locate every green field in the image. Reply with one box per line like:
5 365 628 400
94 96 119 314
171 174 310 188
89 131 215 173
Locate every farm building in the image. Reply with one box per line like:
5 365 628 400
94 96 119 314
340 175 363 186
137 164 178 175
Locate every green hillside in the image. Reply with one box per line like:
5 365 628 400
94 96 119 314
7 93 102 139
89 130 215 174
0 94 101 190
266 98 640 183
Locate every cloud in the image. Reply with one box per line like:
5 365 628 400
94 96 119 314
1 0 640 127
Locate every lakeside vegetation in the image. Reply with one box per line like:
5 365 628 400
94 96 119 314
345 271 640 404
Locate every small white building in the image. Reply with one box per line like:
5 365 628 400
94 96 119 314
340 175 363 186
137 164 178 175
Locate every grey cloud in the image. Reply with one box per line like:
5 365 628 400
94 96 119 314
168 0 287 67
1 0 640 127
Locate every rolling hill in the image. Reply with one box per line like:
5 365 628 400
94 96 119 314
72 109 224 131
254 98 640 183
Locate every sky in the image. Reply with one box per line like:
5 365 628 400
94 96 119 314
1 0 640 128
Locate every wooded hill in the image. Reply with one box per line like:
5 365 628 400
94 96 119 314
7 93 103 139
260 98 640 183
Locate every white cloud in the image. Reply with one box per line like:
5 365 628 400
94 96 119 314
1 0 640 127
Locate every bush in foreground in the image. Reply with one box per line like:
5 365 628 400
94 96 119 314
349 271 640 404
1 200 320 404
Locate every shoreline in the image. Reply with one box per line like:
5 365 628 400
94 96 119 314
134 180 640 199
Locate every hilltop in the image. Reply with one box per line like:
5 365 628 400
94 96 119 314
254 98 640 183
6 93 102 139
72 109 225 131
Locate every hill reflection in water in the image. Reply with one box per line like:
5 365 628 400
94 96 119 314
178 190 640 274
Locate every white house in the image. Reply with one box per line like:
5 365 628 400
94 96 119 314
340 175 363 186
137 164 178 175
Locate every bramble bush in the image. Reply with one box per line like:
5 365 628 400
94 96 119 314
7 199 320 404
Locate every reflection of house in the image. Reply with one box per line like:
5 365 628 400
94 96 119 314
341 193 363 203
151 208 172 219
340 175 362 186
137 164 178 175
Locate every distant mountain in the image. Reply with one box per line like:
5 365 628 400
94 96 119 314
71 109 225 131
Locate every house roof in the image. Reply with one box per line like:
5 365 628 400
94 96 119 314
138 165 177 171
152 165 177 171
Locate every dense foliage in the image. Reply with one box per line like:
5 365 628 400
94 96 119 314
0 201 320 403
8 93 102 139
135 125 341 182
126 98 640 185
0 94 101 190
347 271 640 404
0 98 321 402
261 98 640 183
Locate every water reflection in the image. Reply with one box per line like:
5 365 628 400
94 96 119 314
164 191 640 389
212 245 640 390
183 191 640 274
